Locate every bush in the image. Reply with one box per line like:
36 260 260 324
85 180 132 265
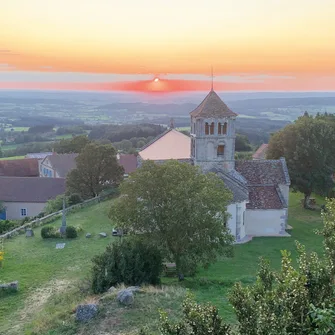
75 225 83 233
44 195 68 214
67 193 83 206
41 225 59 239
65 226 77 238
91 238 163 294
0 220 20 234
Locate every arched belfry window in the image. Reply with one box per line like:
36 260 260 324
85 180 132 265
223 122 228 135
205 122 209 135
218 122 222 135
210 122 215 135
217 145 225 157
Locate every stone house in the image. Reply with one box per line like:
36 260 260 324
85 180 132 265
0 177 66 220
138 89 290 242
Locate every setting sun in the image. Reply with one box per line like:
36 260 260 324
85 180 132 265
154 78 159 82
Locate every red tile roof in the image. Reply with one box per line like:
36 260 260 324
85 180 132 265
235 160 288 185
246 186 284 209
118 154 137 174
0 158 39 177
0 177 66 202
252 144 269 160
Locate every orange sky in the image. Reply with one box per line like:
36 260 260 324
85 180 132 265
1 0 335 91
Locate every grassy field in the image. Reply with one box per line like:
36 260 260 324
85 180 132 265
0 144 18 151
0 192 325 334
4 127 30 132
0 155 25 160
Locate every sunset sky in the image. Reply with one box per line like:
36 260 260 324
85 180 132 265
1 0 335 92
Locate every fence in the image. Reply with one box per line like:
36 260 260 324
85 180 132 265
0 193 113 240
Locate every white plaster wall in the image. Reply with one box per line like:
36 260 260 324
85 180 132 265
4 202 46 220
245 209 286 236
227 203 236 237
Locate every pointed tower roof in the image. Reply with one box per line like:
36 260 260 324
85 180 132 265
190 90 238 118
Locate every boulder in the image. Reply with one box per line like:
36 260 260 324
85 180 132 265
117 289 134 306
75 304 98 322
0 281 19 291
85 233 92 238
26 229 34 237
99 232 107 238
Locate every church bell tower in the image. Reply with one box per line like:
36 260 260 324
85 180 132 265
190 89 238 172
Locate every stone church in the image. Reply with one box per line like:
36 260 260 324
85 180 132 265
138 89 291 242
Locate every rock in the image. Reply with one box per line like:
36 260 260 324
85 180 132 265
108 286 116 293
126 286 141 293
75 304 98 322
0 281 19 291
86 233 92 238
117 289 134 306
25 229 34 237
99 232 107 237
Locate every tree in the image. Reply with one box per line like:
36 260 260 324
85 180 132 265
229 198 335 335
66 143 124 198
109 160 234 277
235 133 252 152
267 114 335 208
53 135 91 154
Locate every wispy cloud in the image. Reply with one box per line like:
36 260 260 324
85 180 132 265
0 49 20 56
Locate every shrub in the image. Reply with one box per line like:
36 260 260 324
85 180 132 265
0 220 20 234
75 225 83 233
65 226 77 238
91 238 163 294
68 193 83 206
140 293 232 335
44 195 68 214
41 225 59 239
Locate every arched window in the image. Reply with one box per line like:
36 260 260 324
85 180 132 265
205 122 209 135
218 122 222 135
223 122 228 135
210 122 215 135
217 145 225 156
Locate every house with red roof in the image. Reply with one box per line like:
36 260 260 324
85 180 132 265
138 89 290 242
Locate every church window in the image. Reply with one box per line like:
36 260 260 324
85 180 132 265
205 122 209 135
218 122 222 134
217 145 225 156
223 122 228 135
210 122 215 135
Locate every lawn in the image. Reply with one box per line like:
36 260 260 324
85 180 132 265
0 200 115 334
4 127 30 132
0 192 325 334
0 144 18 151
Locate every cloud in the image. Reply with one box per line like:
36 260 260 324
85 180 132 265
0 63 16 70
0 49 20 56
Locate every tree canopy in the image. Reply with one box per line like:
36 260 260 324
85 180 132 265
66 143 124 198
54 135 91 154
267 114 335 208
109 160 234 277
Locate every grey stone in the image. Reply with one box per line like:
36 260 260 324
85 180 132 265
56 243 65 249
26 229 34 237
0 281 19 291
108 286 116 293
86 233 92 238
99 232 107 237
117 289 134 305
76 304 98 322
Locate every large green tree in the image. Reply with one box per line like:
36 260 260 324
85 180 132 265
54 135 91 154
109 160 234 277
267 114 335 208
66 143 124 198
